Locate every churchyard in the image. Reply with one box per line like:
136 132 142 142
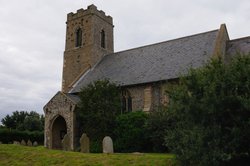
0 143 175 166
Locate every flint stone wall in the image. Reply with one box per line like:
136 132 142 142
44 92 77 150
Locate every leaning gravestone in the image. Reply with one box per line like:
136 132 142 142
27 140 33 146
102 136 114 154
62 133 70 151
13 141 20 145
33 141 38 147
80 133 90 153
21 140 26 146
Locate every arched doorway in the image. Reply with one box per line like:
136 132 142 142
51 115 67 149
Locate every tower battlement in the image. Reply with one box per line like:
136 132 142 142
67 4 113 25
62 4 114 93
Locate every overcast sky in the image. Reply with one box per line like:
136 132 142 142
0 0 250 121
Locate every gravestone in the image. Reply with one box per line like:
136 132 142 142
0 141 2 144
80 133 90 153
33 141 38 147
27 140 32 146
13 141 20 145
62 133 70 151
21 140 26 146
102 136 114 154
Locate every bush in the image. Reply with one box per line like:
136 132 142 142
90 140 102 153
78 80 121 141
146 107 174 152
165 55 250 165
114 111 150 152
0 128 44 144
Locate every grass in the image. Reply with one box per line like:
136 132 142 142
0 144 176 166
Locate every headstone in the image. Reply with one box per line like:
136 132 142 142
27 140 32 146
21 140 26 146
13 141 20 145
80 133 90 153
62 133 70 151
0 141 2 144
102 136 114 154
33 141 38 147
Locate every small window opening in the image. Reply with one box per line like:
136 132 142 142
75 28 82 47
101 30 105 48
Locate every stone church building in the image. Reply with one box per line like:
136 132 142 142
44 4 250 150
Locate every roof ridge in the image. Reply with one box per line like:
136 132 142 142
109 29 219 56
229 36 250 42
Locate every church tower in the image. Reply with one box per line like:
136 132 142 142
62 5 114 92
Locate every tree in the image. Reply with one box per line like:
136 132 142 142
23 111 43 131
165 55 250 166
1 111 28 130
1 111 44 131
78 80 121 143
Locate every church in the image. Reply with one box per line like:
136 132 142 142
43 4 250 150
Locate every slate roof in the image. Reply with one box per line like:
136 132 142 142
70 30 219 93
226 36 250 61
65 93 81 104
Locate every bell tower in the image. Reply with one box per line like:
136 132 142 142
62 4 114 92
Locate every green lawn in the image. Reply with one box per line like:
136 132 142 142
0 144 176 166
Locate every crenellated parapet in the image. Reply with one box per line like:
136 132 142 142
63 4 114 93
67 4 113 25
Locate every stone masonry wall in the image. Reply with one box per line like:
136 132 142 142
62 5 114 93
124 82 172 112
44 92 77 150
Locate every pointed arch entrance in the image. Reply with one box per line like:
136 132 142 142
51 115 67 149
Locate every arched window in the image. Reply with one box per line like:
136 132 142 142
128 96 132 112
75 28 82 47
122 96 126 112
101 29 105 48
121 90 132 113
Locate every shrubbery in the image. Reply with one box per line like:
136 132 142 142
0 111 44 145
165 55 250 165
0 128 44 144
89 140 102 153
77 80 172 153
114 111 150 152
78 80 121 152
146 107 174 152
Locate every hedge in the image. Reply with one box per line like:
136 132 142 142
0 128 44 145
114 111 150 152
